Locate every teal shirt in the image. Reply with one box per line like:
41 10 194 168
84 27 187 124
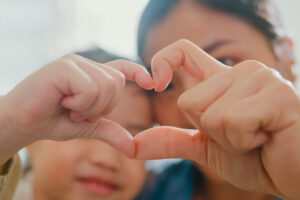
136 160 283 200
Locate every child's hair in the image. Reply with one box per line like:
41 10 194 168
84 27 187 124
137 0 289 60
76 47 127 63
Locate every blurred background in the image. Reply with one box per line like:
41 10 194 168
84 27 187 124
0 0 299 94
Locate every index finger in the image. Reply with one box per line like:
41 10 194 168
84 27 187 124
106 60 154 90
151 39 230 91
86 58 154 90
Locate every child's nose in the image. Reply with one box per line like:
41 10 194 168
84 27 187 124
87 141 122 172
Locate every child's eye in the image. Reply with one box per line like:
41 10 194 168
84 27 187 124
217 57 236 66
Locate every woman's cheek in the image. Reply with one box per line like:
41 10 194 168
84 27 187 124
154 95 193 128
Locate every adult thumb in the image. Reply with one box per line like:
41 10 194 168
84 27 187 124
134 126 207 161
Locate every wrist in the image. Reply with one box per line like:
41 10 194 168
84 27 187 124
0 95 35 165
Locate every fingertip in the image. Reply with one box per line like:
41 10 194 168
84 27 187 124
119 134 136 158
152 68 173 92
155 84 168 92
127 140 136 159
136 71 154 90
154 80 172 92
152 71 160 91
108 125 135 158
61 96 74 109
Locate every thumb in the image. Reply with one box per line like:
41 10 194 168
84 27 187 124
134 126 207 161
52 116 135 158
91 118 135 157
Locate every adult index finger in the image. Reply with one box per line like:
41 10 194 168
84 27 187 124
151 39 230 91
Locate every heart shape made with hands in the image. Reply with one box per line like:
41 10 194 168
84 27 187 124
133 38 270 160
131 39 300 199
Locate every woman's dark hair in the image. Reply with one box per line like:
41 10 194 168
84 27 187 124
137 0 286 59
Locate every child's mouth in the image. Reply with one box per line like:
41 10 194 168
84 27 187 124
77 176 120 196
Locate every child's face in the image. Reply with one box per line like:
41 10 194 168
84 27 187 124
28 84 152 200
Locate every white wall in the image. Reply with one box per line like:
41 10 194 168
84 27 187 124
0 0 148 95
275 0 300 85
0 0 299 94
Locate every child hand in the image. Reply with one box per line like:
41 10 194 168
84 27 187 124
0 54 153 163
134 39 300 200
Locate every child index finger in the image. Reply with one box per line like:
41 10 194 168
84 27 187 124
105 60 154 90
151 39 230 92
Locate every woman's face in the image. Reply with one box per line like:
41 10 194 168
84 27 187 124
143 0 293 129
143 1 294 181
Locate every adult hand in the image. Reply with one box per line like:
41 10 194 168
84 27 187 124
134 39 300 200
0 54 153 164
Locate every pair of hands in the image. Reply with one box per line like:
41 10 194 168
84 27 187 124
135 40 300 200
1 40 299 199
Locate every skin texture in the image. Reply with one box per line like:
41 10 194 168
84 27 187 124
143 1 294 131
28 84 153 200
134 1 298 200
0 54 154 165
135 39 300 199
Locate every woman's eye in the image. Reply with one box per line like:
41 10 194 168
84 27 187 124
165 82 174 91
217 57 236 66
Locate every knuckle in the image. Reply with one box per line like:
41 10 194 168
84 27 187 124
258 68 278 82
267 68 285 82
151 54 160 66
177 93 192 111
273 80 294 95
86 82 99 98
113 59 126 63
257 68 292 91
237 60 266 71
63 53 79 60
223 111 248 152
176 39 195 52
105 77 117 91
108 59 126 68
114 70 126 85
200 111 216 132
56 59 77 71
177 39 192 47
223 111 240 131
229 137 248 152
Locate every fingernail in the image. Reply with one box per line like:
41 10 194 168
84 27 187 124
153 71 160 91
144 73 154 90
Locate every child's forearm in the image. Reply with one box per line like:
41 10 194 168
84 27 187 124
0 95 32 166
